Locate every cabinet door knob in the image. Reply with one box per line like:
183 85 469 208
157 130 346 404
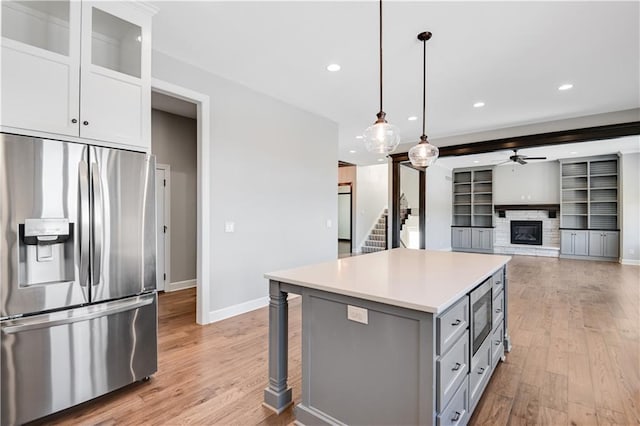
478 367 485 374
451 319 462 326
451 411 461 422
83 121 89 126
71 118 78 124
452 362 462 371
495 340 502 346
496 308 502 314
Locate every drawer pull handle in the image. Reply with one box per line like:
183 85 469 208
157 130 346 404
495 281 501 285
478 367 485 374
451 411 461 422
451 319 462 326
452 362 462 371
495 308 502 313
495 340 502 346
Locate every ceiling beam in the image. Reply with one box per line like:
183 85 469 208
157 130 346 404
437 121 640 157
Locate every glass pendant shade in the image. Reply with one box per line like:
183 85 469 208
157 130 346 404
364 120 401 154
409 136 439 167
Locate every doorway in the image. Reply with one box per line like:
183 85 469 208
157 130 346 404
151 79 210 324
338 183 352 257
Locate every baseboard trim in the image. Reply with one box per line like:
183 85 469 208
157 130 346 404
208 296 269 323
621 258 640 266
166 279 196 292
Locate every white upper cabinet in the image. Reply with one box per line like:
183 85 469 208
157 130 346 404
1 1 81 137
1 1 154 151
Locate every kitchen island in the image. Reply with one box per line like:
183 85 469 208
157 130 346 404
263 248 511 425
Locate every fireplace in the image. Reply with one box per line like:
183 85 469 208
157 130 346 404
510 220 543 245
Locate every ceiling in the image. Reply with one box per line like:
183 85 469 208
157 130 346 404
151 1 640 165
151 91 197 119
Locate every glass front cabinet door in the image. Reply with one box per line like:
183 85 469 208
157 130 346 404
1 1 153 150
1 1 81 137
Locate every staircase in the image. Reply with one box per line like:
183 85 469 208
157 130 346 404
361 210 388 253
361 195 412 254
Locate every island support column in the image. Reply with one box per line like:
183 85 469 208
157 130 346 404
263 280 293 413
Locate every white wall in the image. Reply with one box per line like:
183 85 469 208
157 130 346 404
152 50 338 317
493 161 560 204
355 164 388 251
400 165 420 210
425 164 453 250
621 152 640 264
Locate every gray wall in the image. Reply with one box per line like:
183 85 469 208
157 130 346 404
152 50 338 314
151 109 197 283
621 151 640 264
493 161 560 204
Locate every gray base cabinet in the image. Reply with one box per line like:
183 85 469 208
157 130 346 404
472 228 493 251
588 231 619 258
452 227 493 253
561 230 619 260
452 228 471 250
560 230 588 256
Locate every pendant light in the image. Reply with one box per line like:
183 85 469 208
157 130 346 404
409 31 439 167
363 0 400 154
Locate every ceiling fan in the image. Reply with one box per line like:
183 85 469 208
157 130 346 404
499 149 547 165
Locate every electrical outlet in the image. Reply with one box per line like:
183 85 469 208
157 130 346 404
347 305 368 324
224 221 235 233
326 219 332 228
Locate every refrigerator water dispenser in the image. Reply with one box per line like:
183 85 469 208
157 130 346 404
19 218 74 286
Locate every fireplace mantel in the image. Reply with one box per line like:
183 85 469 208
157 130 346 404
494 204 560 218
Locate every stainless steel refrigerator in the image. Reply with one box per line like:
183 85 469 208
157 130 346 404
0 133 157 425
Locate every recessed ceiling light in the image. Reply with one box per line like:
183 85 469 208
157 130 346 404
355 135 363 140
378 158 384 162
408 116 418 121
473 160 480 163
349 150 356 154
327 64 341 72
473 102 485 108
570 151 578 154
558 83 573 91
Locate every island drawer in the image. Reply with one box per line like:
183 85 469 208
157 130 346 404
492 289 504 330
436 329 469 411
436 296 469 355
469 336 492 410
437 377 469 426
492 268 504 294
491 322 504 369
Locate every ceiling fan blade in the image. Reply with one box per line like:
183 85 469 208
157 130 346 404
523 156 547 160
516 158 527 165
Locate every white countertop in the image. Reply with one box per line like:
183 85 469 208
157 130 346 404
265 248 511 314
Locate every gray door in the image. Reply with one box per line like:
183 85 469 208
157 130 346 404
573 231 589 256
588 231 603 256
603 231 619 258
0 134 89 317
560 231 574 254
90 146 156 302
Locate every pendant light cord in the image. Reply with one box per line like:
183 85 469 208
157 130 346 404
422 36 426 137
379 0 383 113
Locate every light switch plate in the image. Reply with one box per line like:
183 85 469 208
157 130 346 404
347 305 368 324
225 221 235 233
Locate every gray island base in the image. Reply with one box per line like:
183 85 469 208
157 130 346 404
263 248 511 425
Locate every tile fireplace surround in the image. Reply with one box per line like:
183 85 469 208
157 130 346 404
494 210 560 257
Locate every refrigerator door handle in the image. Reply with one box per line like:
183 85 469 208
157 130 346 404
78 160 90 288
1 294 154 334
91 161 103 285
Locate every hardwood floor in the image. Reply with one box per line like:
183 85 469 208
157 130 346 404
33 256 639 425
